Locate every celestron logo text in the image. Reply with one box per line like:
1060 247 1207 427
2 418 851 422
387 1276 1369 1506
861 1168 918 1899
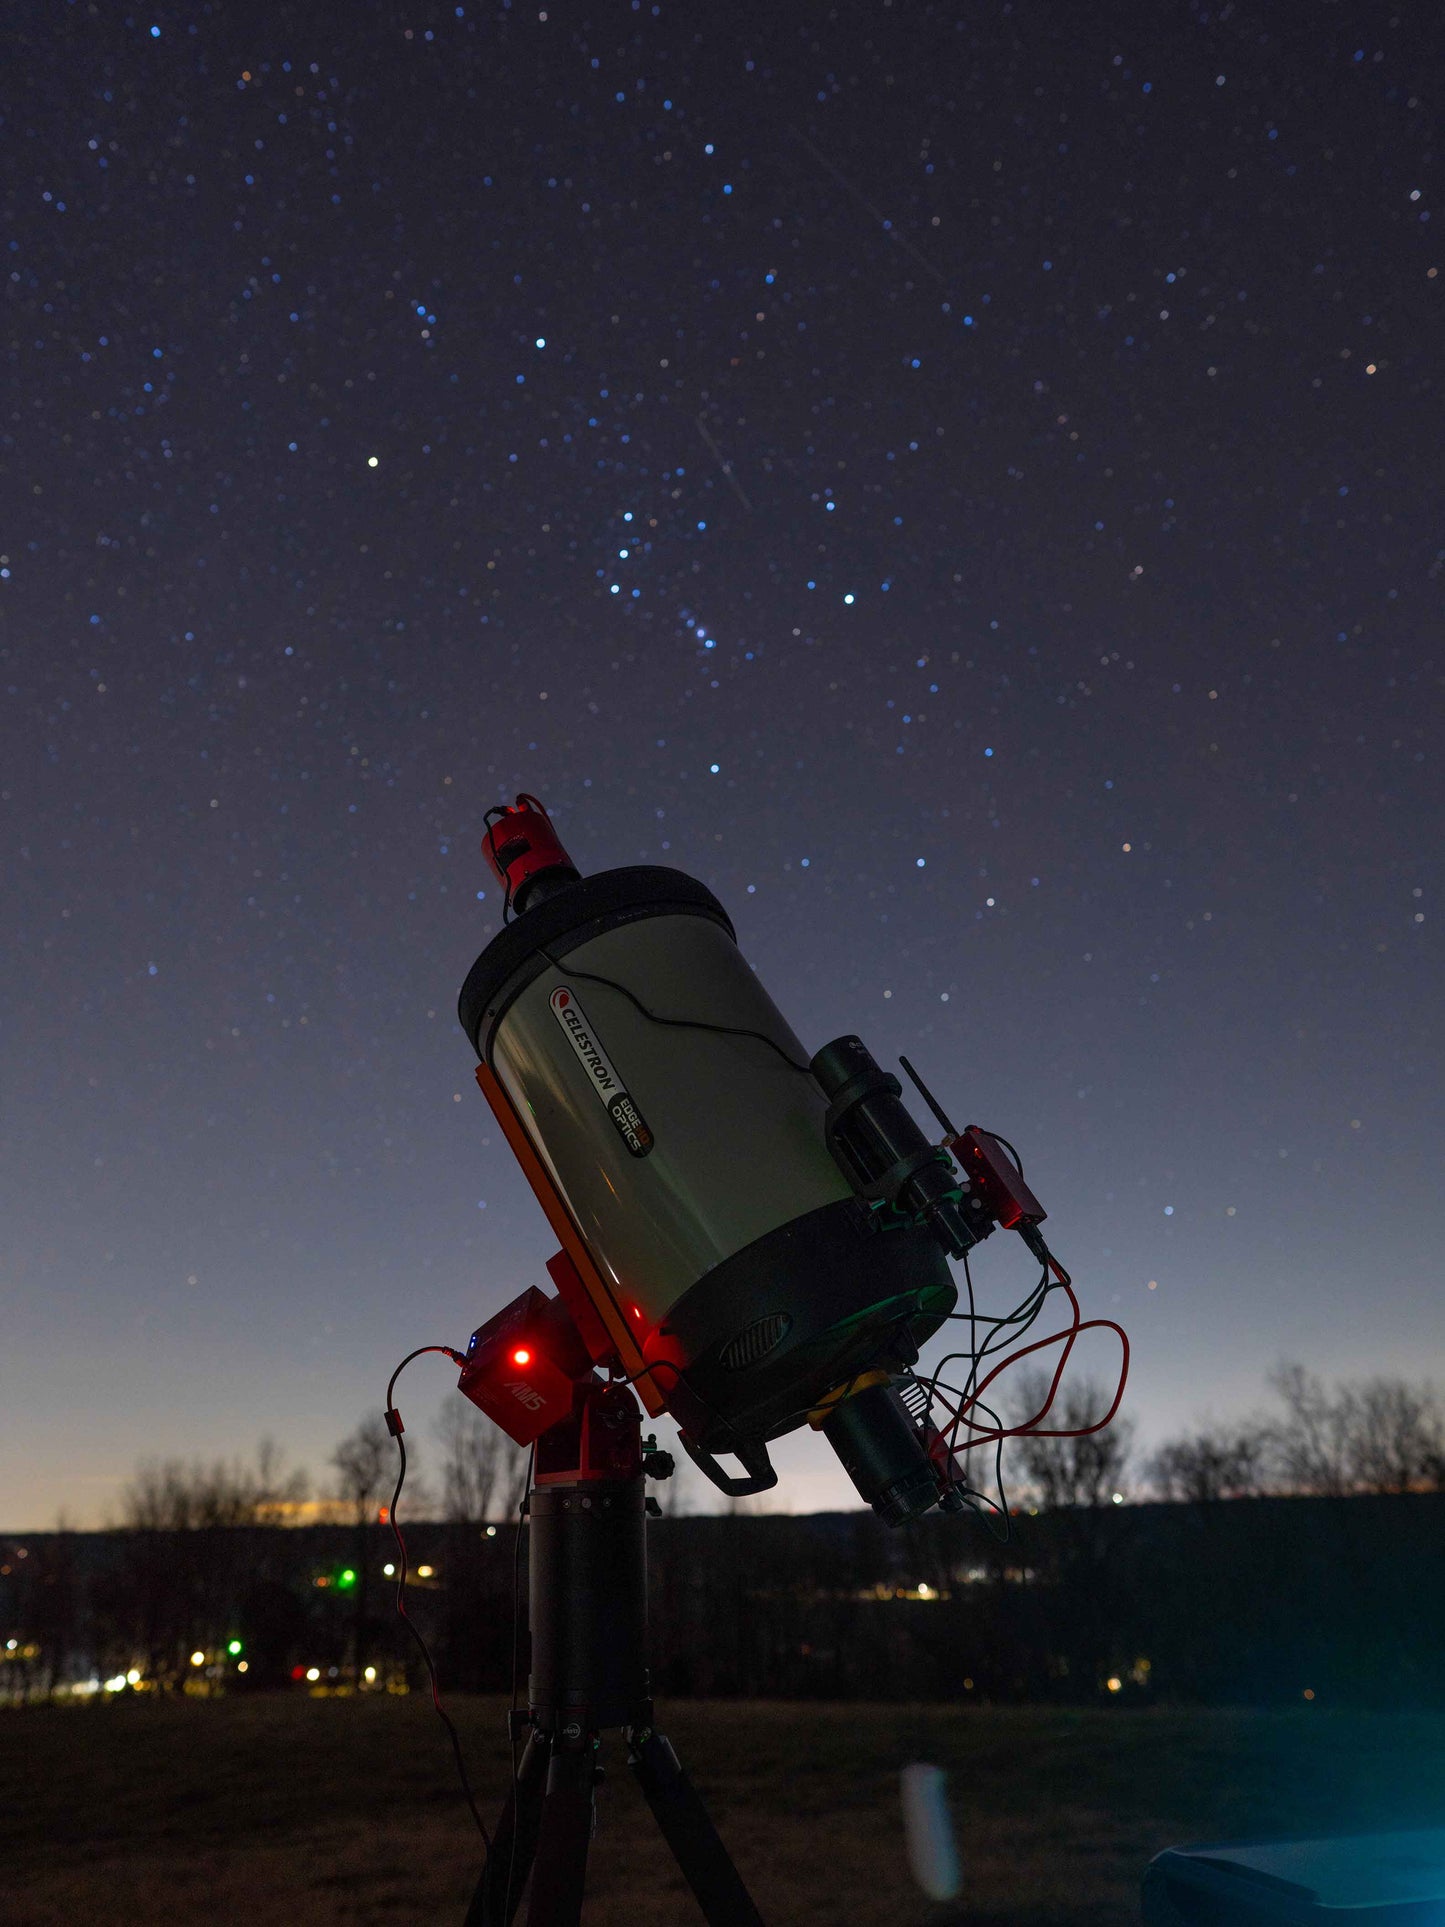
549 986 654 1157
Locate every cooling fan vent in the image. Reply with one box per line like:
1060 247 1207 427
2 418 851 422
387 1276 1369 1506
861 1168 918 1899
897 1371 932 1428
718 1311 793 1371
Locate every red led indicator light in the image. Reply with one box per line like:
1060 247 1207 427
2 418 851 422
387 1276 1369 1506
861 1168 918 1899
512 1348 531 1366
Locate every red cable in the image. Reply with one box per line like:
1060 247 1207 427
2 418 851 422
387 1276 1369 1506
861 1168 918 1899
930 1278 1131 1464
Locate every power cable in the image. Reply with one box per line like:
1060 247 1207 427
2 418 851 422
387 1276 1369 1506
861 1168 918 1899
384 1346 491 1851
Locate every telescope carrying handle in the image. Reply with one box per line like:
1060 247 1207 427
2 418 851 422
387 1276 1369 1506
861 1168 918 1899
678 1432 779 1498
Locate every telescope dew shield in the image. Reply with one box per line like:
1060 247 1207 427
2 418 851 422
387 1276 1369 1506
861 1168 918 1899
459 838 956 1496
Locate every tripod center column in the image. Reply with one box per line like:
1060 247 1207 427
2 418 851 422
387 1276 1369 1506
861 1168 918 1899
529 1475 650 1736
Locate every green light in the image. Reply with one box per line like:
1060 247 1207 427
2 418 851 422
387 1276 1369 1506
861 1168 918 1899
227 1639 242 1656
338 1568 357 1590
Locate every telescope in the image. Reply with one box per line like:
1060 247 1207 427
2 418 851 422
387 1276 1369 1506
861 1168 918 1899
456 792 1061 1526
438 793 1109 1926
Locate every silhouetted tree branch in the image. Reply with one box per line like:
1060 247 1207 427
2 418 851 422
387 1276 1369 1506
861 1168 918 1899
330 1414 397 1688
1007 1371 1135 1510
1148 1366 1445 1499
1148 1422 1269 1502
434 1398 526 1524
119 1439 309 1530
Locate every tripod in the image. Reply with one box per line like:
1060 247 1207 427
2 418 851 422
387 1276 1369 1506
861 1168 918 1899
464 1382 765 1926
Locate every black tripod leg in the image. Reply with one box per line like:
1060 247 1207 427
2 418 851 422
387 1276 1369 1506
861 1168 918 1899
628 1729 766 1927
524 1742 595 1927
465 1731 549 1927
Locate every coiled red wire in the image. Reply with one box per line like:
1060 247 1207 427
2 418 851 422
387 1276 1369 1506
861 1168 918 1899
929 1261 1131 1470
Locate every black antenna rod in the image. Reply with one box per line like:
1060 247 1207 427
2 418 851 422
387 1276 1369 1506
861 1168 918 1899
898 1054 958 1139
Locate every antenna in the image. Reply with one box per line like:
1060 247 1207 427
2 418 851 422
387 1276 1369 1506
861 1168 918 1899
898 1053 958 1139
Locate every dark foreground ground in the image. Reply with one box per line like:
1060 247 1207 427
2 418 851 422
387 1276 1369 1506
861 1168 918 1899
3 1695 1443 1924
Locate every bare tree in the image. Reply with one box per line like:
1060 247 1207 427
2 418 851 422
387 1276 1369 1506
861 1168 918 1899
111 1441 309 1688
250 1438 312 1524
330 1414 394 1527
120 1461 204 1531
1338 1377 1445 1494
1007 1371 1135 1510
1148 1422 1269 1502
1265 1363 1355 1496
1165 1367 1445 1500
435 1398 528 1524
119 1439 309 1530
1263 1363 1445 1496
329 1413 398 1688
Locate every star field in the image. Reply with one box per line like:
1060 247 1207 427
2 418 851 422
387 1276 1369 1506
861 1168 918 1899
2 0 1440 1524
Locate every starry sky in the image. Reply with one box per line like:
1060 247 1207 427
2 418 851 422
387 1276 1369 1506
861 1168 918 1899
4 1 1440 1529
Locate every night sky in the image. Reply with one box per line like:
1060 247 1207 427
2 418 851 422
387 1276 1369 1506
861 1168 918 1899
4 2 1440 1530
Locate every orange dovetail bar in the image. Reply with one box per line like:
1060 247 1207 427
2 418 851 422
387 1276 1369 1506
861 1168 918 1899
472 1058 664 1416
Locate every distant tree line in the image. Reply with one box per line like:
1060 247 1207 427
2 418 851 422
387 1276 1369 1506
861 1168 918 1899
2 1367 1442 1710
1145 1364 1445 1502
1001 1362 1445 1510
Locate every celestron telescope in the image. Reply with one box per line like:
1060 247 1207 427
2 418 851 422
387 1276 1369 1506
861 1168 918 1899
448 793 1107 1925
432 795 1433 1927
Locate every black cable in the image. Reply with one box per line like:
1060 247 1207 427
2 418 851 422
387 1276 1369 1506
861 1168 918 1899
383 1346 491 1851
960 1247 981 1414
536 943 817 1078
988 1411 1010 1532
978 1129 1026 1179
924 1265 1053 1411
919 1371 1012 1541
620 1244 1049 1535
750 1298 944 1443
919 1401 1010 1540
966 1398 1013 1543
484 801 817 1078
971 1266 1055 1376
656 1268 1031 1475
915 1249 1061 1527
605 1351 758 1450
606 1315 918 1467
608 1316 922 1485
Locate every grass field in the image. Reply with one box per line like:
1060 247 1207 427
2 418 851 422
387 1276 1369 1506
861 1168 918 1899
4 1694 1444 1924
